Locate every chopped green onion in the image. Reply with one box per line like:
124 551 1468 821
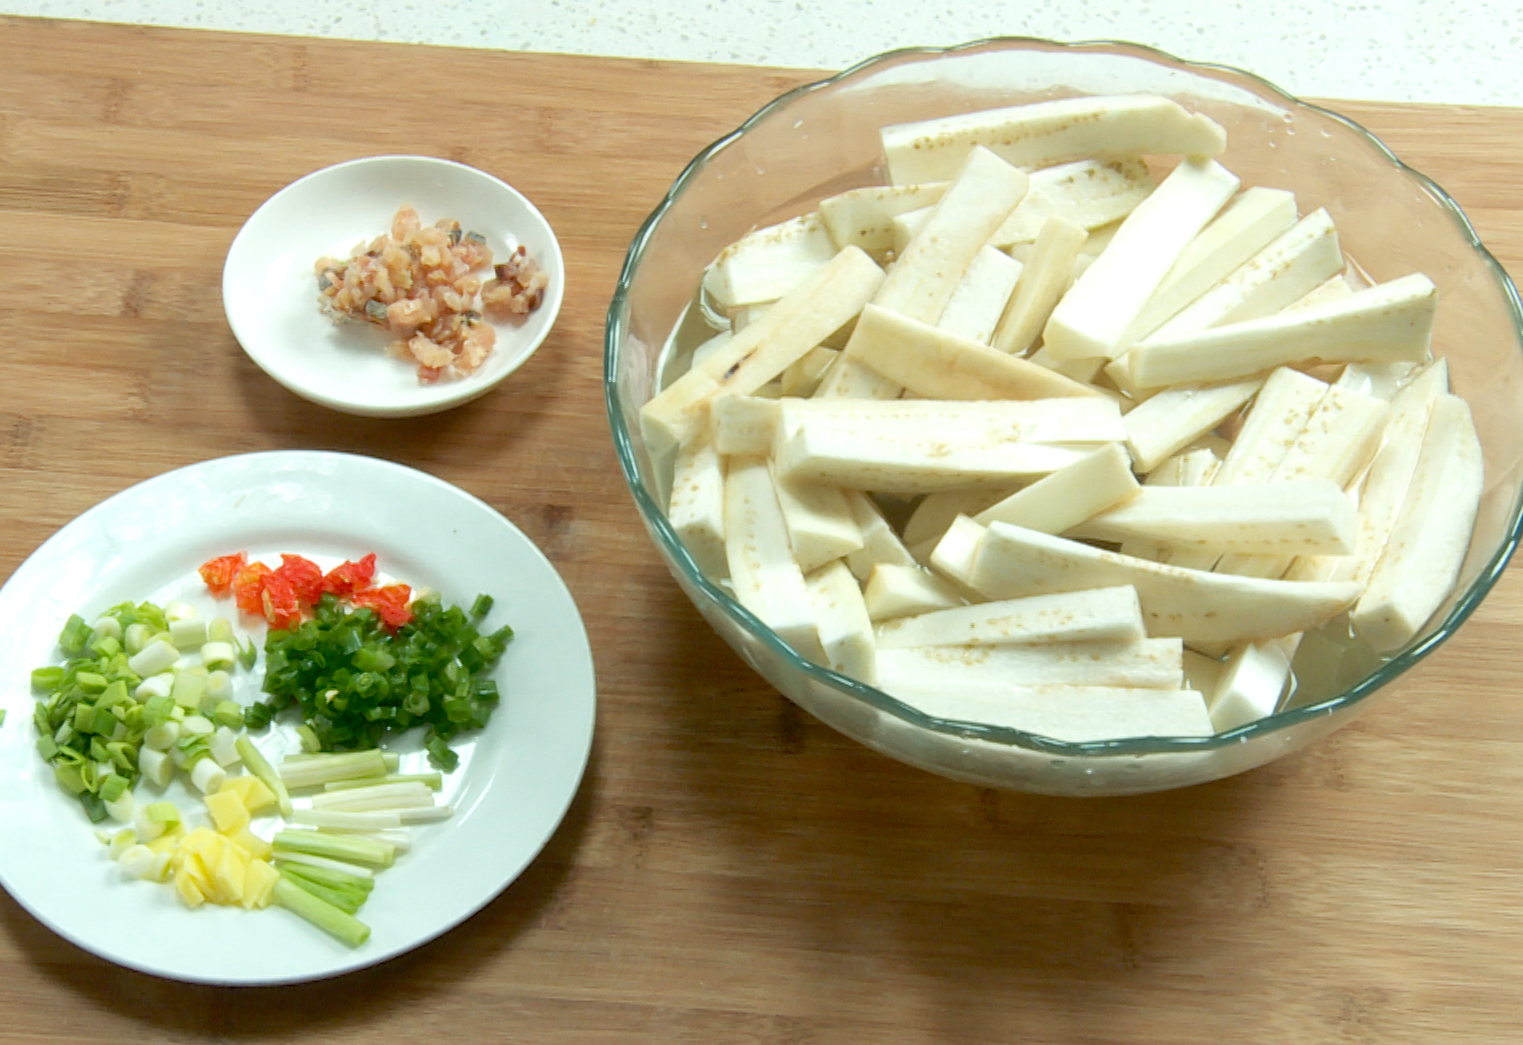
272 874 371 947
277 749 389 790
252 590 509 770
276 859 375 893
59 615 92 655
30 666 64 691
168 618 208 650
307 781 435 812
275 866 369 914
272 828 394 868
322 771 443 792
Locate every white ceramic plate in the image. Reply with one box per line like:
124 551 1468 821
223 156 565 417
0 452 595 984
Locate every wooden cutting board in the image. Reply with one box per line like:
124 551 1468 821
2 15 1523 1044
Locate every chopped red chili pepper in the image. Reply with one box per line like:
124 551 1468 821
321 553 378 598
259 571 304 632
207 550 414 630
351 584 414 630
198 552 248 596
273 553 325 606
232 562 274 618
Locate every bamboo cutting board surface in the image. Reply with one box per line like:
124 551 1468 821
3 15 1523 1044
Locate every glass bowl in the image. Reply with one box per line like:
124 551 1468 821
604 38 1523 795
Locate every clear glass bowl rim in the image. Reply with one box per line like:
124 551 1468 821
604 35 1523 758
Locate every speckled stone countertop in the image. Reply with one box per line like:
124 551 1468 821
1 0 1519 106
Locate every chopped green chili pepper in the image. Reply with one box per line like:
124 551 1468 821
246 591 509 770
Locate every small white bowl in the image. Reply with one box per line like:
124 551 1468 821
223 155 564 417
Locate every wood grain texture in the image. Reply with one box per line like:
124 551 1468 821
2 15 1523 1044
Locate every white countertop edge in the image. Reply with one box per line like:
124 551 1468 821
1 0 1520 107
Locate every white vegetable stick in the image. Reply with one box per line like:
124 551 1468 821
1351 394 1484 651
843 490 919 581
1125 273 1438 389
937 245 1023 344
723 455 826 661
819 182 949 255
703 212 840 309
1123 376 1265 473
902 486 1010 549
708 394 779 457
988 158 1156 246
1042 158 1241 362
881 94 1227 184
876 586 1146 649
805 560 878 683
889 206 931 255
1212 386 1388 579
972 443 1140 534
1025 345 1106 385
640 245 885 453
1212 368 1331 486
1284 273 1356 311
771 467 863 574
842 303 1102 402
816 151 1029 402
667 431 728 579
1147 447 1221 488
777 396 1125 448
862 563 967 621
773 402 1113 494
1147 208 1346 340
971 522 1362 644
1123 186 1299 344
1105 209 1347 398
928 514 989 588
1270 384 1390 490
1331 360 1448 587
1118 454 1222 572
877 636 1184 693
689 330 732 371
873 145 1031 326
779 346 840 398
1066 479 1358 556
990 215 1088 356
809 352 905 400
885 683 1215 742
290 809 404 831
1207 640 1294 731
819 149 1033 403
